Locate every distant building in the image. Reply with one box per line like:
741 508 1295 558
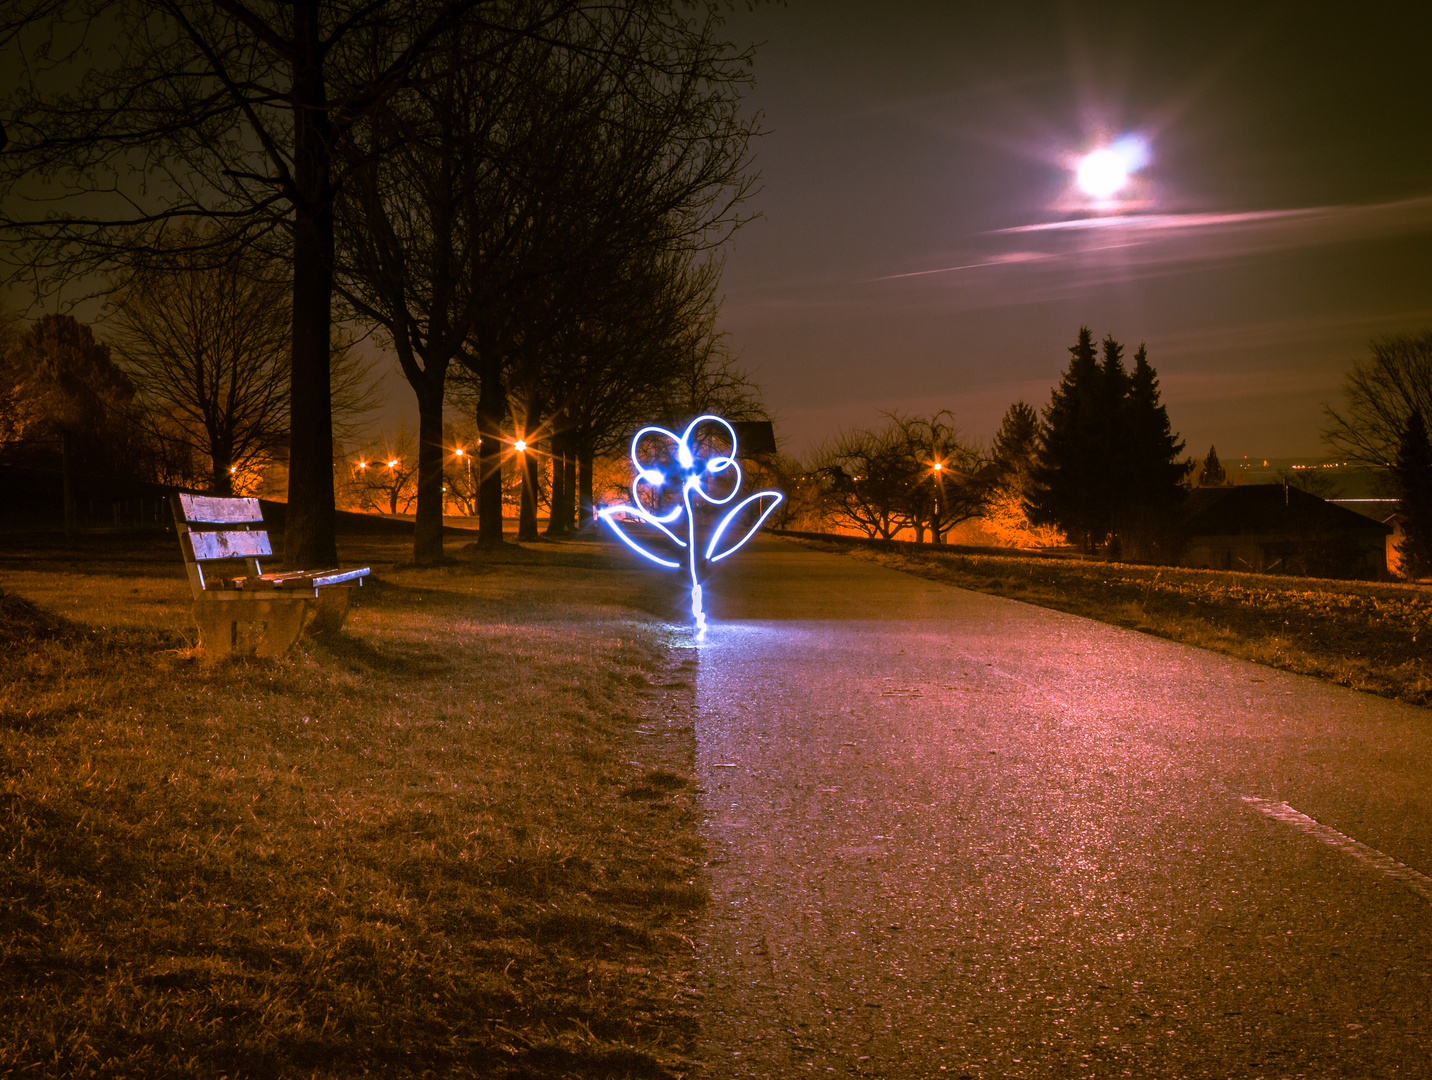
1178 484 1390 578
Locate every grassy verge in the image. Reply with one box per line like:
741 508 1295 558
1 531 705 1078
797 539 1432 707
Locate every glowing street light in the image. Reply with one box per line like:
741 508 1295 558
513 439 527 453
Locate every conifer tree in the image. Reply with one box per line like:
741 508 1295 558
1197 445 1227 487
1127 346 1188 498
1028 327 1108 551
1394 409 1432 578
1030 328 1188 554
991 401 1039 483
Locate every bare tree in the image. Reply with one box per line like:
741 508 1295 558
108 245 288 493
810 419 919 540
810 412 986 542
890 411 988 543
344 426 418 514
109 238 378 494
334 18 536 561
1323 332 1432 470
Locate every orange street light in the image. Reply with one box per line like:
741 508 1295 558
514 439 527 453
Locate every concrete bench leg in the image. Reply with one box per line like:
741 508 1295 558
193 603 238 659
308 588 353 636
253 598 310 658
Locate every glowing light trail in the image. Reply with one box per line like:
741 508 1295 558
599 415 783 639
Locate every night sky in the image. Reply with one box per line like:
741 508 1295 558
717 1 1432 459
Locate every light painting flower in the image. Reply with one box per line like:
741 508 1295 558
598 414 783 638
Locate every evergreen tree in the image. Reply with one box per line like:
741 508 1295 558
1097 334 1132 538
1028 327 1109 551
1394 410 1432 578
1030 328 1188 555
1197 445 1227 487
992 400 1039 483
1126 346 1189 503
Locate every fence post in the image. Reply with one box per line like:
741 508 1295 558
61 429 77 539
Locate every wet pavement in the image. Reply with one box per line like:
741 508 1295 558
690 538 1432 1078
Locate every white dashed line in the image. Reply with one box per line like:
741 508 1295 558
1242 796 1432 904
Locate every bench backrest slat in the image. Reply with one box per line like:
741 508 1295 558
171 492 270 592
186 530 273 561
178 493 264 525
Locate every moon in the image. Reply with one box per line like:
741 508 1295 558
1076 148 1129 199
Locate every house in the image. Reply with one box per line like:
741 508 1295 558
1179 484 1390 578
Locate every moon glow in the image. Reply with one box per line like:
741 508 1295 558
1076 148 1129 198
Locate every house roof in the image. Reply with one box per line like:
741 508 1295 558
1181 484 1391 539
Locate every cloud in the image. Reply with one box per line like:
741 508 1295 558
835 194 1432 311
989 194 1432 263
866 251 1049 281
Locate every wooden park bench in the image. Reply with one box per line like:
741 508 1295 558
171 493 369 658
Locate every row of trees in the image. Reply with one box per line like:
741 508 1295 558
801 328 1188 558
3 0 762 565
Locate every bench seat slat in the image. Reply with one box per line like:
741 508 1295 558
236 567 369 589
187 530 273 561
178 493 265 525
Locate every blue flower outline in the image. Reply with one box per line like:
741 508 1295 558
598 414 783 636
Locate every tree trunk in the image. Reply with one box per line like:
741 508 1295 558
476 355 507 547
211 450 233 496
545 428 568 537
284 0 338 570
517 398 542 542
413 375 446 564
578 439 596 529
564 445 577 530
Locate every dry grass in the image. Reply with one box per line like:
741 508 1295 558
0 530 705 1078
801 540 1432 706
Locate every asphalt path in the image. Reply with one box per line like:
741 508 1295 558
689 537 1432 1079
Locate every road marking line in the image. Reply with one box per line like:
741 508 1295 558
1242 796 1432 903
